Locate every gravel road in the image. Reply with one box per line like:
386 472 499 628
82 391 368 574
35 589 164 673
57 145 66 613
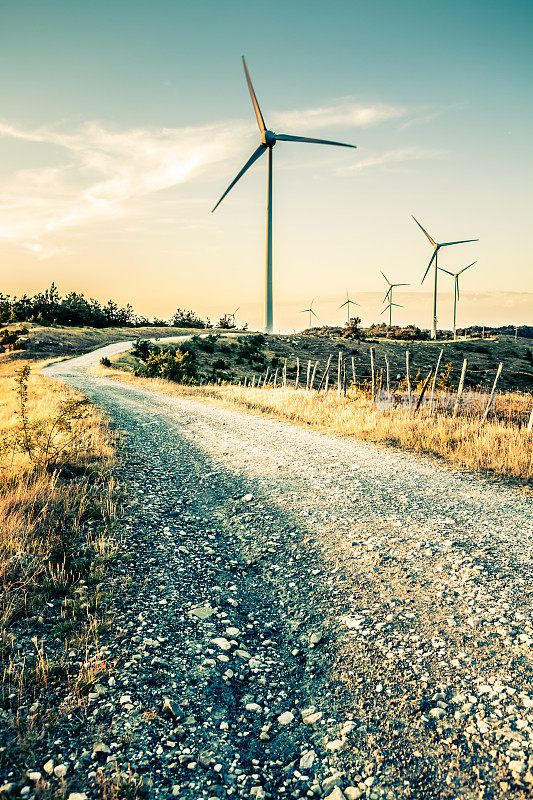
36 348 533 799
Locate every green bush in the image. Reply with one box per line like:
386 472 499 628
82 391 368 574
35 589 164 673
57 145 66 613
136 345 198 383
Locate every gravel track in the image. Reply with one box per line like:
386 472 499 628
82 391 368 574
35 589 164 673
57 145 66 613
32 349 533 799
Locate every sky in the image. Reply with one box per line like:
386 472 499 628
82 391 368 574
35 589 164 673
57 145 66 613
0 0 532 332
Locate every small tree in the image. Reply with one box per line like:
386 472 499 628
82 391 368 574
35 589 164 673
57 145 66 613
344 316 363 339
218 314 235 330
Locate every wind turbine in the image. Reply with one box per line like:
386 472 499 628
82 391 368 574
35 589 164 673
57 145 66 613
438 261 477 340
412 216 478 340
381 299 403 327
212 57 357 333
230 307 240 327
380 271 409 326
301 300 318 329
339 289 359 325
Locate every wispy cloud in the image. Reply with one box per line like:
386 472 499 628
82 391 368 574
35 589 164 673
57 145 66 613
0 99 406 254
0 119 247 251
272 99 404 132
340 146 447 174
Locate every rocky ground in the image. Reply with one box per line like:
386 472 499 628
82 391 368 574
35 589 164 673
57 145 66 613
2 350 533 800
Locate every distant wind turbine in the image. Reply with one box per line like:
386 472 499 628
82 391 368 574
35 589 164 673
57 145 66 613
231 307 240 327
438 261 477 340
212 56 357 333
301 300 318 329
339 289 359 325
382 299 403 327
412 216 478 340
380 270 409 326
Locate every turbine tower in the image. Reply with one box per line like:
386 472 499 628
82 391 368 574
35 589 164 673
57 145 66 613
439 261 476 340
301 300 318 329
339 289 359 325
212 57 357 333
380 271 409 326
412 216 478 340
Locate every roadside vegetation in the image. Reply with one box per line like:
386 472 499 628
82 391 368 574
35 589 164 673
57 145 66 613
0 359 118 776
97 361 533 483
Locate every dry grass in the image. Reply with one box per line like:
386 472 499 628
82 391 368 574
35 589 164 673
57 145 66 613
0 360 118 771
97 365 533 483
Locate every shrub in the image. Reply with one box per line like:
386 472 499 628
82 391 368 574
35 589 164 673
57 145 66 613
136 345 198 384
100 356 111 367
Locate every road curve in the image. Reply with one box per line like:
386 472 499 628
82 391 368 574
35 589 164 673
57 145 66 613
41 345 533 799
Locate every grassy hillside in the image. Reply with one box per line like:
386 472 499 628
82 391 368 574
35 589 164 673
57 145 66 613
111 330 533 394
0 322 206 364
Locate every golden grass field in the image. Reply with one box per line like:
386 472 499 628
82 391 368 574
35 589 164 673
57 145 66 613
97 365 533 483
0 360 117 765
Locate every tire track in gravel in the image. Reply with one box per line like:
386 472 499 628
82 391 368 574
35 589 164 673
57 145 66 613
37 353 533 800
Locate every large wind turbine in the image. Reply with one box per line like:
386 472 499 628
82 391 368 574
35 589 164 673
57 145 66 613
339 289 359 325
212 57 357 333
301 300 318 329
412 216 478 340
380 270 409 325
439 261 476 340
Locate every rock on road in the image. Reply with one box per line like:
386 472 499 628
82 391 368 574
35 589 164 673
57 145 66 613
42 346 533 799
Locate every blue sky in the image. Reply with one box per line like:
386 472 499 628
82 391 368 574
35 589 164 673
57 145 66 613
1 0 532 330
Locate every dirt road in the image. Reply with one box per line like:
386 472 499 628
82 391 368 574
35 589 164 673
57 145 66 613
37 348 533 799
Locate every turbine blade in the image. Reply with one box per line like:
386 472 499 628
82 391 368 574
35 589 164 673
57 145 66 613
242 56 266 133
274 133 356 148
380 270 391 285
421 250 437 284
438 268 454 276
212 144 266 212
391 303 403 308
383 288 392 303
412 215 437 247
458 260 477 274
441 238 479 247
311 309 318 318
339 300 348 308
392 282 410 287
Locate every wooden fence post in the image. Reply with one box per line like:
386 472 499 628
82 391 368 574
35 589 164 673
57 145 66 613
384 354 390 397
527 404 533 433
429 349 444 414
343 359 347 396
318 355 332 392
453 358 467 417
351 356 356 386
370 347 376 399
306 360 311 391
295 357 300 389
282 358 287 387
337 351 342 397
264 367 270 388
481 362 503 423
273 368 279 388
310 360 319 390
415 370 434 412
406 350 411 409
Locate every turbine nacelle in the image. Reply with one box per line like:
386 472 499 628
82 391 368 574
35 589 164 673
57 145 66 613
261 130 277 148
